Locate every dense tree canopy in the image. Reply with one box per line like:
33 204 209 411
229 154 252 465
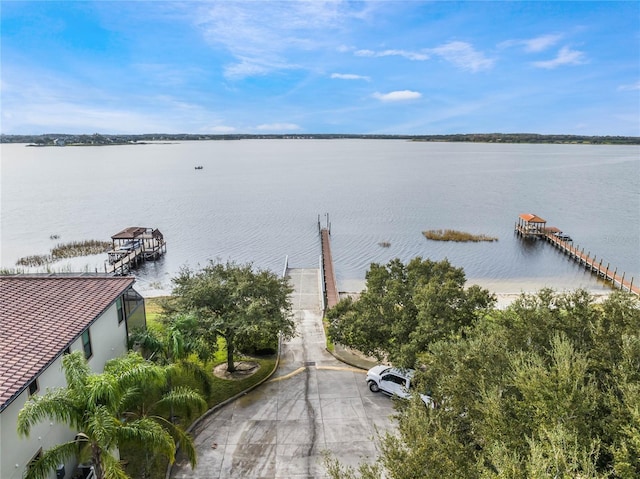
327 257 495 367
170 260 295 372
326 288 640 478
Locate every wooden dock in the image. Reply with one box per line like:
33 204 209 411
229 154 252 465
319 215 339 310
105 227 166 275
515 213 638 296
543 232 638 296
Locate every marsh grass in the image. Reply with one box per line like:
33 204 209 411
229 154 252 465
16 239 111 266
50 239 111 258
423 229 498 242
15 255 51 267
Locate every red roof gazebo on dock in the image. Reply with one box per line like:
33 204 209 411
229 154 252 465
515 213 547 238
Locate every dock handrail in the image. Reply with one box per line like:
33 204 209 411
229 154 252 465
319 226 339 310
543 232 637 296
516 215 637 297
319 254 326 313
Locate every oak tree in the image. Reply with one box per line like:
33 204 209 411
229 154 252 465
171 260 295 372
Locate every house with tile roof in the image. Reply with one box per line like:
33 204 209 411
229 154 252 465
0 275 146 479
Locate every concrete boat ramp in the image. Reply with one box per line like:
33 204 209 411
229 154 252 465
169 267 395 479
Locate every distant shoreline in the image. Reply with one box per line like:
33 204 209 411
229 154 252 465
3 133 640 146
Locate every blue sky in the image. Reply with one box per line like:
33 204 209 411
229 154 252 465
1 1 639 135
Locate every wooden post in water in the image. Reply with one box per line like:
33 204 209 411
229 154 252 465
621 272 625 290
598 259 603 275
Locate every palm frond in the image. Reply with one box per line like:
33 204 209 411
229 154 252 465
23 441 79 479
150 415 199 469
117 417 176 463
116 361 165 390
116 387 144 417
61 351 91 391
87 374 121 411
17 390 80 436
152 386 207 418
178 360 214 396
101 452 130 479
85 405 119 451
128 328 164 358
104 351 146 375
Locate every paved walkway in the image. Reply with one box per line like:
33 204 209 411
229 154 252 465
169 268 395 479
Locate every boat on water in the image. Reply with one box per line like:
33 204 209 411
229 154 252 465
195 165 204 170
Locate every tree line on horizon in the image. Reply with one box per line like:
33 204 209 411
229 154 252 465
1 132 639 145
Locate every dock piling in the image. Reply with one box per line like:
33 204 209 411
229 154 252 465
515 214 638 297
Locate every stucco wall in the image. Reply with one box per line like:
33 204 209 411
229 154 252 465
0 302 129 479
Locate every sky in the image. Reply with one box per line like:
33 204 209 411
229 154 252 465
1 1 639 136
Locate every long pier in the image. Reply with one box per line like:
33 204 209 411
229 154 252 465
319 215 339 310
543 232 638 296
515 214 638 297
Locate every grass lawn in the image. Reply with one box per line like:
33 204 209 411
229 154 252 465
143 296 166 332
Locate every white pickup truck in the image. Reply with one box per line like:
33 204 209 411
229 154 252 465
366 365 433 407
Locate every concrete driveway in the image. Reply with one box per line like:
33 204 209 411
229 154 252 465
169 268 396 479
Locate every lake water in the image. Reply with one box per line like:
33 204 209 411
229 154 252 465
1 140 638 296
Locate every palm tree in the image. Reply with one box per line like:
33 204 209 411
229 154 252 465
17 351 205 479
130 312 214 396
104 352 207 475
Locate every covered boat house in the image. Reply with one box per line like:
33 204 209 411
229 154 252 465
106 227 166 274
515 213 547 238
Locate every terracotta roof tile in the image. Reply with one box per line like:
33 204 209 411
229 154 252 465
0 275 135 411
519 213 546 223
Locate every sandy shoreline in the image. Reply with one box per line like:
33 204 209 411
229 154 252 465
338 277 614 310
141 277 614 309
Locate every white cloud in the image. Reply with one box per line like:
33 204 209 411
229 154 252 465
331 73 370 81
500 34 563 52
195 2 371 79
354 42 491 72
255 123 301 131
533 46 587 69
523 34 563 52
0 65 228 134
618 81 640 91
354 49 375 57
429 41 494 72
355 49 429 61
224 59 272 79
372 90 422 102
209 125 236 133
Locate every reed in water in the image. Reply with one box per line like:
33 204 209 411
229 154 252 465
423 229 498 242
16 239 111 266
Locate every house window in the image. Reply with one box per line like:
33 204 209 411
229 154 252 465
123 287 146 332
116 297 125 324
28 379 39 396
25 448 42 477
82 329 92 359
